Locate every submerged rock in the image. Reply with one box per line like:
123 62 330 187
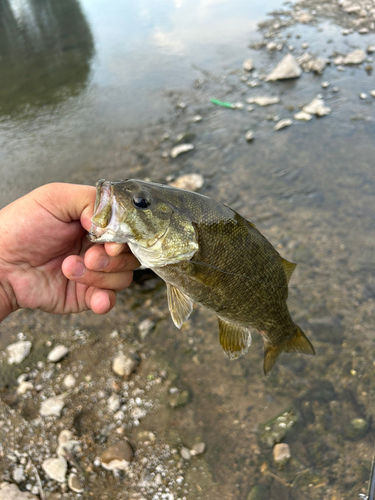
259 409 299 446
0 482 38 500
112 353 139 378
273 443 291 466
294 111 312 121
265 54 302 81
247 484 269 500
367 44 375 54
47 345 69 363
6 340 32 365
245 130 254 141
42 457 67 483
246 96 280 106
371 90 375 97
100 440 133 470
170 144 194 158
40 394 66 417
274 118 293 131
190 442 206 456
68 474 84 493
243 58 254 71
303 98 331 116
343 49 366 65
169 173 204 191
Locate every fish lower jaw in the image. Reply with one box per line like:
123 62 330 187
88 229 130 244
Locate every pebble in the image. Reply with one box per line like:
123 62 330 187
68 474 84 493
40 394 66 417
359 93 367 99
274 118 293 131
170 143 194 158
63 374 76 389
273 443 291 466
367 44 375 54
47 345 69 363
303 97 331 116
295 11 313 23
301 42 309 49
192 114 202 122
247 105 255 112
245 130 254 142
343 49 366 65
169 173 204 191
190 442 206 456
13 465 25 483
266 42 277 51
246 96 280 106
138 318 155 339
112 353 139 378
108 394 121 412
6 341 32 365
265 54 302 81
321 81 330 88
100 440 133 470
294 111 312 121
180 447 191 460
17 381 34 395
0 482 38 500
42 457 67 483
243 58 254 71
370 90 375 97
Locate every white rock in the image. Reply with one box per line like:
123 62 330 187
6 341 32 365
58 429 75 445
273 443 291 466
246 96 280 106
343 49 366 65
321 81 330 88
17 381 34 395
370 90 375 97
112 353 138 378
138 318 155 339
100 440 133 470
294 111 312 121
169 173 204 191
180 447 191 460
367 44 375 54
108 394 121 412
266 54 302 81
295 11 314 23
193 115 202 122
12 465 25 483
359 93 367 99
243 58 254 71
267 42 277 51
63 374 76 389
42 457 67 483
40 394 66 417
68 474 84 493
190 442 206 456
303 98 331 116
245 130 254 142
307 58 327 74
170 144 194 158
47 345 69 362
0 482 38 500
274 119 293 131
302 42 309 49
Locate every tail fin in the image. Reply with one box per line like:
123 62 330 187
263 325 315 375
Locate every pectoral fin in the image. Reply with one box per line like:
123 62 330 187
167 284 194 329
218 317 252 360
281 258 297 283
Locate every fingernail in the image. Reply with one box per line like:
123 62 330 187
72 261 85 277
94 256 109 270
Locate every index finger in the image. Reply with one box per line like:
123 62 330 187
104 242 129 257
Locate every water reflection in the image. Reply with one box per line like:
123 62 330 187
0 0 94 116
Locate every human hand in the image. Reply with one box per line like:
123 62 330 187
0 183 139 321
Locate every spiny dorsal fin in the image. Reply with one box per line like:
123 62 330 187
218 317 252 360
263 325 315 375
281 258 297 284
167 284 194 329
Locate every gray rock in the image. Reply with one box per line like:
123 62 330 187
274 119 293 131
245 130 254 142
246 96 280 106
170 144 194 158
112 353 138 378
294 111 312 121
68 474 84 493
6 341 32 365
169 173 204 191
47 345 69 363
273 443 291 466
266 54 302 81
42 457 67 483
100 440 133 470
0 482 38 500
343 49 366 65
138 318 155 339
243 58 254 71
303 98 331 116
259 409 299 446
40 394 66 417
12 465 25 483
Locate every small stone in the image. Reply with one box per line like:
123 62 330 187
274 119 293 131
359 28 369 34
68 474 84 493
190 442 206 456
332 86 339 92
6 341 32 365
294 111 312 121
40 394 66 417
233 102 244 109
170 144 194 158
359 93 367 99
267 42 277 51
303 98 331 116
273 443 291 466
295 11 313 23
345 418 369 440
12 465 25 483
343 49 366 65
370 90 375 97
42 457 67 483
180 447 191 460
266 54 302 81
243 58 254 71
367 44 375 54
169 173 204 191
176 101 186 109
193 115 202 122
58 430 75 445
245 130 254 142
63 374 76 389
108 394 121 412
0 482 38 500
138 319 155 339
47 345 69 363
246 96 280 106
17 381 34 395
247 105 255 112
259 409 299 446
170 389 190 408
321 81 330 88
301 42 309 49
112 353 138 378
100 440 133 470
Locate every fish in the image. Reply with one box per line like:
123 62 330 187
88 179 315 374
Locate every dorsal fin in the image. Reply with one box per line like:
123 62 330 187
218 317 252 360
281 258 297 283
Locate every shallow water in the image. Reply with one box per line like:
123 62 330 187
0 0 375 499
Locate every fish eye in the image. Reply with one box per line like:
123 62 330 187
133 195 151 209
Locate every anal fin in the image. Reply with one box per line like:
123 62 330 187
167 284 194 329
218 317 252 360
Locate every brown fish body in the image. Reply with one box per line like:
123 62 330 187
89 179 315 374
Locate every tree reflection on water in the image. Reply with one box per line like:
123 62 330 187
0 0 94 115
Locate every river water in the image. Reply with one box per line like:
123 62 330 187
0 0 375 499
